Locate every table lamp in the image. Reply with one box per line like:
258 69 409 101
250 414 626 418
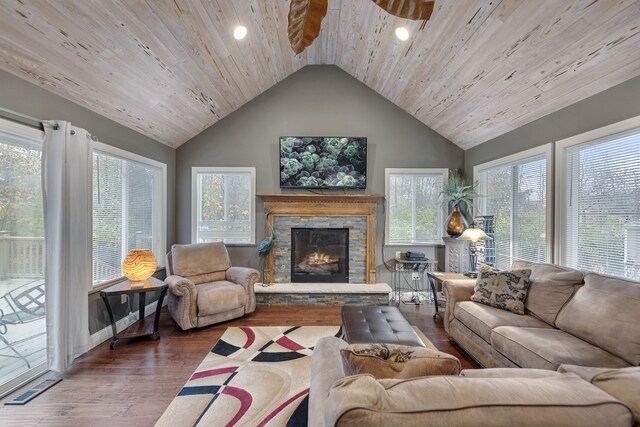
122 249 157 288
458 225 491 276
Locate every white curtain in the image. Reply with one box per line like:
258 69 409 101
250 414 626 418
42 120 91 372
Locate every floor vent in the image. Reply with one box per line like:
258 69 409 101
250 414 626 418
4 378 62 405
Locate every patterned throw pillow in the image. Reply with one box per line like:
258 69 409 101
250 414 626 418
478 262 500 273
340 343 461 379
471 269 533 314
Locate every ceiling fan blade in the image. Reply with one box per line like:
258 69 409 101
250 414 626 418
370 0 435 21
288 0 329 54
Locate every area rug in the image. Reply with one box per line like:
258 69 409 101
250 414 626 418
155 326 342 427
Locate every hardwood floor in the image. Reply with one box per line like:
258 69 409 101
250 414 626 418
0 302 477 426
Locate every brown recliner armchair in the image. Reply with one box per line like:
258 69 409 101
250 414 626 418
164 242 259 330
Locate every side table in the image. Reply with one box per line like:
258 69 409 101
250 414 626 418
427 272 468 320
392 258 438 306
100 277 168 349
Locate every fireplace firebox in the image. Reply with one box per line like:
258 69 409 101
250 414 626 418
291 228 349 283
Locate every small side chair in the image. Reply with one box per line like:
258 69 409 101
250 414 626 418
164 242 259 330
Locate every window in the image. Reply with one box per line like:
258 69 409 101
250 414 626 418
474 145 552 270
385 168 447 245
192 167 256 245
556 117 640 280
92 142 166 286
0 117 47 394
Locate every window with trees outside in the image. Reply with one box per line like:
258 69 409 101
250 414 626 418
474 145 552 270
92 143 166 286
192 167 256 245
0 117 46 392
385 168 447 245
557 119 640 281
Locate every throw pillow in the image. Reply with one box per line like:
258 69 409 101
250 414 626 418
478 262 499 273
471 269 532 314
340 343 461 379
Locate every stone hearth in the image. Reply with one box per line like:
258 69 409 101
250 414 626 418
255 282 391 306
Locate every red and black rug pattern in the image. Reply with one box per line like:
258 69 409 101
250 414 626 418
155 326 342 427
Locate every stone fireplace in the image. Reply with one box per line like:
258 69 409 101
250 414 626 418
258 194 381 284
291 228 349 283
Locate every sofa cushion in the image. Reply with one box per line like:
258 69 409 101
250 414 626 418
491 326 630 370
171 242 231 279
471 269 532 314
449 319 519 368
340 343 460 379
559 365 640 424
310 337 348 427
324 374 633 427
196 281 246 316
512 260 584 325
454 301 552 343
461 368 562 379
555 273 640 365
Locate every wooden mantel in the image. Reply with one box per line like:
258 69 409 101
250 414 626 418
258 194 382 284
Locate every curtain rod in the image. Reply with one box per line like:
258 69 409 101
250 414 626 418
0 106 44 131
0 106 98 138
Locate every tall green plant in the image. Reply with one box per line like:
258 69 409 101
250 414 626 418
440 169 479 215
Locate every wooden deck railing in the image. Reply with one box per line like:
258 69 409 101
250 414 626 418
92 259 121 284
0 232 155 282
0 234 45 279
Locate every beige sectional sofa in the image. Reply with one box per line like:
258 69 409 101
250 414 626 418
309 336 639 426
308 261 640 426
443 260 640 370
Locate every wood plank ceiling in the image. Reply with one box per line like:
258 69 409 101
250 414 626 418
0 0 639 149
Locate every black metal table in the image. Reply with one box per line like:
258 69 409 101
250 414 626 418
427 271 467 319
99 277 168 349
392 258 437 306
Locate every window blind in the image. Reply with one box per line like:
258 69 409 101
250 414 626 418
194 170 253 244
387 171 444 244
92 151 162 285
477 155 547 270
563 128 640 280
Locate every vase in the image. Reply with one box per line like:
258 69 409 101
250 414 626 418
446 204 468 237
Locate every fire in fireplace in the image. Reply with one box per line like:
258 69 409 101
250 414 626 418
291 228 349 283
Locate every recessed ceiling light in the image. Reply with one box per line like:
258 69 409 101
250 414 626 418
395 27 409 41
233 25 247 40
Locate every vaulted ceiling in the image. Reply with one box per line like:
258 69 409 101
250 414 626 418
1 0 639 149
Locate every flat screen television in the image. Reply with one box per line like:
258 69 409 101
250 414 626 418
279 137 367 189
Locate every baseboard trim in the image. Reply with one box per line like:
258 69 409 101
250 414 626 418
89 299 168 349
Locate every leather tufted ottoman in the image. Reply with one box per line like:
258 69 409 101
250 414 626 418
341 306 426 347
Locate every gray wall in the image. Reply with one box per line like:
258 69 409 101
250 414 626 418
465 75 640 175
0 69 176 334
176 65 463 283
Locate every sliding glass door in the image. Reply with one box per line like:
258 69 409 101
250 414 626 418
0 118 46 396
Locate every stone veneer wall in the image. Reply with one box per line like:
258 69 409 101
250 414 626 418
272 216 367 283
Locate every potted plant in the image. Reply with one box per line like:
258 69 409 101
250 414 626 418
440 169 478 237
